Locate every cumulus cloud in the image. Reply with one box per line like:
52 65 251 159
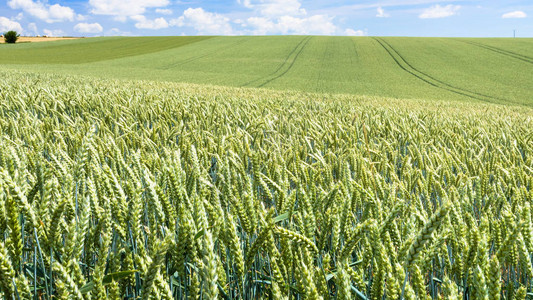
106 27 134 36
172 0 350 36
170 8 234 35
277 15 335 35
247 14 336 35
234 0 340 35
237 0 253 9
131 15 169 30
7 0 75 23
254 0 306 17
156 9 173 15
502 11 527 19
376 7 389 18
0 16 23 32
89 0 169 19
42 28 65 37
27 22 38 34
245 17 270 32
344 28 366 36
74 22 103 33
419 4 460 19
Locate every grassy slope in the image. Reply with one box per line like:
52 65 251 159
0 36 212 63
1 36 532 105
382 37 533 105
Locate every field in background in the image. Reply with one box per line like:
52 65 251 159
0 36 532 105
0 36 81 43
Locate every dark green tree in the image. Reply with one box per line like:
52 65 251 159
4 31 19 44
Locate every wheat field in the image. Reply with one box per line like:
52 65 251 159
0 70 532 299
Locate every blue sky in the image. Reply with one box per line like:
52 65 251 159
0 0 531 37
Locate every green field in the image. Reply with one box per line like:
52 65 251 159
0 35 532 300
1 36 532 105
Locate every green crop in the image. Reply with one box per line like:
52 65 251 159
1 36 532 105
0 69 531 299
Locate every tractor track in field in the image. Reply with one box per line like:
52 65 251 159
350 37 359 65
161 38 248 70
242 36 312 88
242 36 310 87
314 38 331 93
459 40 533 65
257 36 312 87
373 37 513 105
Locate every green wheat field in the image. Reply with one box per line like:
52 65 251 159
0 36 532 299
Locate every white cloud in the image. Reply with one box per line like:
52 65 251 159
131 15 169 30
89 0 169 18
419 4 460 19
27 22 38 34
502 11 527 19
7 0 75 23
156 8 173 15
235 0 339 35
74 22 103 33
47 4 75 22
42 28 65 37
255 0 306 17
283 15 335 35
376 7 389 18
237 0 253 9
345 28 366 36
170 8 234 35
170 1 345 36
106 27 134 36
246 17 273 33
248 14 336 35
0 17 23 32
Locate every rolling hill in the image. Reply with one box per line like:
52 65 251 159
1 36 532 105
0 33 532 300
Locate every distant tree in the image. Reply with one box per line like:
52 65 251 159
4 31 19 44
